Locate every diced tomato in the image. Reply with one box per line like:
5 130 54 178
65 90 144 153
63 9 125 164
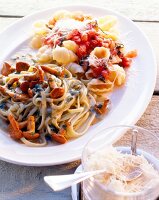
88 30 98 39
101 70 109 79
85 41 90 48
77 44 87 58
44 36 54 46
72 36 81 44
111 49 117 56
120 57 132 68
92 66 104 78
91 40 99 47
67 29 81 40
81 33 88 42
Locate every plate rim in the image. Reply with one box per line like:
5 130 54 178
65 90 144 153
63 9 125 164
0 5 157 166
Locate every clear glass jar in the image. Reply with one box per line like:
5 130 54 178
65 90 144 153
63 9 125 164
82 125 159 200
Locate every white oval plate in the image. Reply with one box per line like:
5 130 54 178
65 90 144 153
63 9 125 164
0 5 157 166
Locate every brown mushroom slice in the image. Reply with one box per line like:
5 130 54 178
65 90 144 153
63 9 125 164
0 85 6 95
21 115 39 140
1 62 15 76
24 68 39 81
27 116 35 133
8 91 29 101
16 61 30 72
51 133 67 144
20 81 30 93
50 87 65 99
24 66 44 82
8 114 22 139
18 120 28 129
28 88 34 97
46 73 56 89
0 85 29 101
36 65 44 81
41 65 60 76
22 131 40 140
8 124 23 140
94 99 110 115
6 78 19 87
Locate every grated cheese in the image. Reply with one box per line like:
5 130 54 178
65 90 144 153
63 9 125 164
85 146 159 193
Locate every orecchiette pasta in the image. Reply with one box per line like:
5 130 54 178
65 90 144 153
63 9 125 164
52 46 78 65
108 64 126 86
33 21 48 36
71 11 85 21
62 40 79 53
52 10 72 21
66 63 84 75
91 47 110 59
87 79 113 95
97 15 117 31
30 35 43 49
36 45 53 63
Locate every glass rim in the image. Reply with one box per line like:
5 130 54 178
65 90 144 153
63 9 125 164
81 124 159 197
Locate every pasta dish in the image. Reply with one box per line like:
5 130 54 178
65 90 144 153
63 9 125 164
0 10 137 146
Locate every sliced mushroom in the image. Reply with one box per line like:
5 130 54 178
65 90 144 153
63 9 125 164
1 62 15 76
41 65 60 76
22 116 39 140
50 87 65 99
51 128 67 144
24 66 44 82
8 114 22 139
16 61 30 72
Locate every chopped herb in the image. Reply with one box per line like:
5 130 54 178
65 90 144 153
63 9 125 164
34 110 40 116
98 76 106 82
49 124 58 133
45 24 52 30
46 107 52 115
64 74 69 78
66 96 73 102
90 106 96 113
97 104 103 109
45 134 52 141
7 84 12 89
72 83 82 91
33 84 43 93
116 43 124 49
62 124 67 130
70 90 80 96
0 102 6 109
